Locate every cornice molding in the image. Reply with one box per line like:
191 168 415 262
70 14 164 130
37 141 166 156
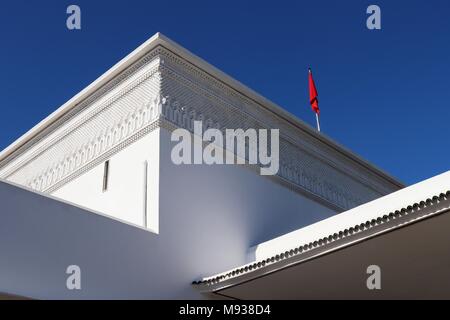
157 46 400 193
32 99 162 192
0 33 402 190
155 50 392 208
0 48 163 173
43 119 162 194
0 43 401 210
158 92 364 209
158 118 347 212
157 48 395 196
0 55 162 184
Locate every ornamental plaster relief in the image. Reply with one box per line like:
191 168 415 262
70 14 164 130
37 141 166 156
157 47 395 196
157 65 375 208
0 49 164 177
1 57 162 187
158 90 367 209
0 45 398 210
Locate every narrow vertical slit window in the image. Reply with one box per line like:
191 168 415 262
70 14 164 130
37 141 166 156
102 160 110 192
143 160 148 228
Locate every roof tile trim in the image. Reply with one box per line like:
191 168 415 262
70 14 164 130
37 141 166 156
193 190 450 289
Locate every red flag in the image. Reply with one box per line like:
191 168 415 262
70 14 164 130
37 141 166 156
308 68 320 115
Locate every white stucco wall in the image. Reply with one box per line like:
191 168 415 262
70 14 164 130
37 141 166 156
0 127 338 299
0 180 210 299
52 129 160 232
51 123 338 249
157 128 337 272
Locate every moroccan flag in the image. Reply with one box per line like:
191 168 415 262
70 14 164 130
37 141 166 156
308 68 319 115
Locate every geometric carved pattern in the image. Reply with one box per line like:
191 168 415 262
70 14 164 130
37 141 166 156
0 45 400 211
30 95 162 192
156 65 380 209
158 92 366 209
1 57 163 190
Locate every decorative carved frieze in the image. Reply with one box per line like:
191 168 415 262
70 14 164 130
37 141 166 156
158 93 365 209
1 57 163 188
30 95 163 192
0 45 399 210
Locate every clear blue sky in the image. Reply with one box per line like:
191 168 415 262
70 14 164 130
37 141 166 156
0 0 449 185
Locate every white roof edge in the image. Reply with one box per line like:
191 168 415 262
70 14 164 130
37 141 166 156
158 35 402 188
251 170 450 261
0 32 165 162
0 32 402 187
194 170 449 291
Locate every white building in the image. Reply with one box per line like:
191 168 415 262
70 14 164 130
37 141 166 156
0 33 448 299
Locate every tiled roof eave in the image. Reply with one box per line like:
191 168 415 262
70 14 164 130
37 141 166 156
193 190 450 292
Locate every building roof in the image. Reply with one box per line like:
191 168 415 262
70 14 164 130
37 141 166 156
193 170 450 291
0 33 402 188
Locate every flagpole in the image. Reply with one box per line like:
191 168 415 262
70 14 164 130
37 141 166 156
315 113 321 132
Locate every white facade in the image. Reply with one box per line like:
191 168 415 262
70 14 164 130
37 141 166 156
0 33 405 299
53 129 160 232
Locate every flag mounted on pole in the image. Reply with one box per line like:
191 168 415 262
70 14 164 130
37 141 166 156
308 68 321 132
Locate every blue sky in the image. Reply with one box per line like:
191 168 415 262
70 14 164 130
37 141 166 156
0 0 449 185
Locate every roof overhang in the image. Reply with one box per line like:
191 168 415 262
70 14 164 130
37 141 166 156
0 33 164 164
194 171 450 299
0 33 403 188
214 202 450 299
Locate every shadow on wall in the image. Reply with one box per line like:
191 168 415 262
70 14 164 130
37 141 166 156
0 180 227 299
